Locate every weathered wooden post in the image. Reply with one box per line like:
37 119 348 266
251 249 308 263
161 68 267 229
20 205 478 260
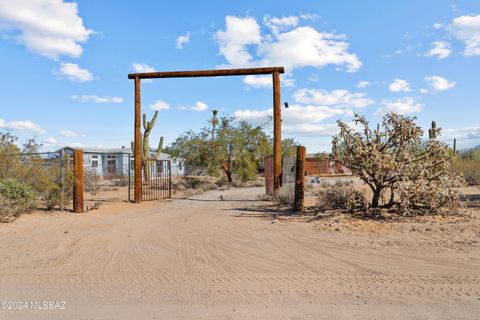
134 76 142 203
73 149 84 213
294 146 306 212
272 71 282 194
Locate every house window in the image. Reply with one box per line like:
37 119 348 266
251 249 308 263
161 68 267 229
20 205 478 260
90 155 99 168
106 155 117 174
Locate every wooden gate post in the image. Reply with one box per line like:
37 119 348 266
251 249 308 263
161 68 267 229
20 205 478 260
272 71 282 194
73 149 84 213
294 146 306 212
134 76 142 203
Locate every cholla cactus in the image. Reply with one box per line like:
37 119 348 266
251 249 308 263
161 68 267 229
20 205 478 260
332 113 466 214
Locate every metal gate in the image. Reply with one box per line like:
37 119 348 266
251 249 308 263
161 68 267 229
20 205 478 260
129 159 171 201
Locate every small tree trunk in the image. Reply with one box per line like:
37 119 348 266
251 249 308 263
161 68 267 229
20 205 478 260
371 188 382 208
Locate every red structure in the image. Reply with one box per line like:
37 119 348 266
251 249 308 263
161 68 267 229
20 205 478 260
304 158 351 176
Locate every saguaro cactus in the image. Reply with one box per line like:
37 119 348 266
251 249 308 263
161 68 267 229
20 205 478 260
131 111 164 181
453 138 458 154
428 121 437 139
211 109 218 141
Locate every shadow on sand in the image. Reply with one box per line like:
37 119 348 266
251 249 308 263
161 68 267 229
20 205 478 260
461 193 480 209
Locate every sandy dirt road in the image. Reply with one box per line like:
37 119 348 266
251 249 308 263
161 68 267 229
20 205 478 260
0 187 479 319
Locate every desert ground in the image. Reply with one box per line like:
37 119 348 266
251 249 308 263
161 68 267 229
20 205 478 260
0 186 479 319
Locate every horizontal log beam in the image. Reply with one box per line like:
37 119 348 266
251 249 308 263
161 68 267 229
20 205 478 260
128 67 284 79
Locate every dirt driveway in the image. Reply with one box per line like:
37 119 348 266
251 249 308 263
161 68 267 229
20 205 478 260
0 187 479 319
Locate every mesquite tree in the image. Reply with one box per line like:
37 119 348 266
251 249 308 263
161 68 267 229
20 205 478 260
332 113 465 214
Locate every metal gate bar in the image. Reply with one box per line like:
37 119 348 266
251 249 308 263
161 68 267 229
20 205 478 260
129 159 171 202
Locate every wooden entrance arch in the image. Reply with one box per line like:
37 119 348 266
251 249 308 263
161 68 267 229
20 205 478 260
128 67 284 203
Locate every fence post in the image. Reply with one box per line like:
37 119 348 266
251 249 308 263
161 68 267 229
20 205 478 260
60 149 65 212
73 149 84 213
294 146 306 212
128 154 131 202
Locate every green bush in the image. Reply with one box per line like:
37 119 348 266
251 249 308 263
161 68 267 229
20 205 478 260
41 167 74 211
0 179 38 222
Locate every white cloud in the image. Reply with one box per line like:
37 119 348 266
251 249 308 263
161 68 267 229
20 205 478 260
190 101 208 112
433 22 444 29
176 32 190 49
308 74 319 82
0 118 45 133
283 123 339 136
215 15 262 67
132 62 156 83
71 142 85 148
243 75 272 88
235 105 344 136
440 126 480 143
132 62 155 73
389 78 412 92
258 26 361 72
425 41 452 59
215 15 361 72
242 74 295 88
450 14 480 56
293 88 374 108
235 86 373 136
0 0 93 59
71 95 123 103
148 100 171 111
425 75 456 91
356 81 370 89
59 129 79 138
419 88 428 94
377 97 423 115
59 62 93 82
42 137 57 146
263 15 299 34
384 45 412 58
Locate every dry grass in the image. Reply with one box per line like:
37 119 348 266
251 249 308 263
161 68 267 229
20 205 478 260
450 159 480 185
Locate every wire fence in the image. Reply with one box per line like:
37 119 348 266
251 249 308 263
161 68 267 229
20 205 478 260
281 157 296 205
1 150 212 209
0 151 74 211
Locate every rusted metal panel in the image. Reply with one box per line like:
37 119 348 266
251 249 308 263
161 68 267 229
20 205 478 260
128 67 284 79
272 71 282 194
73 149 84 213
305 159 329 175
294 146 306 212
134 77 142 203
264 156 274 196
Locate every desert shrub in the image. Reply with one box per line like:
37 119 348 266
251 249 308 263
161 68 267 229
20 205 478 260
317 185 368 213
41 167 74 210
84 169 101 195
275 188 293 205
215 177 229 187
450 160 480 185
201 181 218 192
0 179 37 222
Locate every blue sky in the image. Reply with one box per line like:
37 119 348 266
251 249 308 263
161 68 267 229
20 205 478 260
0 0 479 152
